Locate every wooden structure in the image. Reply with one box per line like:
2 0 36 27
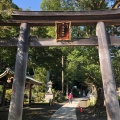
0 9 120 120
0 68 42 106
0 9 120 26
0 35 120 47
55 21 71 40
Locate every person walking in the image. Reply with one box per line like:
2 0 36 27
68 92 73 104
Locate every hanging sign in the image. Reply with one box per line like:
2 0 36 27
55 21 71 41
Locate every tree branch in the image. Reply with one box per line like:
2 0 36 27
111 1 120 9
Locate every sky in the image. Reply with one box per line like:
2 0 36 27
12 0 42 11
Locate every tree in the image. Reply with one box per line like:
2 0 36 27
39 0 105 94
76 0 108 10
110 0 120 9
0 47 17 72
0 0 19 71
41 0 61 11
111 47 120 86
0 0 19 11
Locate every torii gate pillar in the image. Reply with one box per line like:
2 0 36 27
8 23 30 120
96 22 120 120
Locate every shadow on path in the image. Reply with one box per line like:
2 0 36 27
76 106 107 120
0 103 65 120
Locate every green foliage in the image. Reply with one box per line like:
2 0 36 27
64 46 101 88
77 0 108 10
0 86 2 94
24 90 45 103
0 26 19 38
34 92 45 103
72 88 79 97
0 47 17 71
0 0 19 38
111 46 120 86
118 96 120 104
54 90 63 102
5 89 12 100
28 47 62 70
41 0 61 11
33 67 46 92
30 27 51 38
0 0 19 21
46 27 56 38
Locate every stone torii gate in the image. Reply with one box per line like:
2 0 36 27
0 9 120 120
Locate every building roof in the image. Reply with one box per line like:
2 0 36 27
0 68 42 88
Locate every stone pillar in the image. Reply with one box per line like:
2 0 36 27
8 23 30 120
96 22 120 120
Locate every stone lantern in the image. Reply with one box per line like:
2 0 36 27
45 81 53 105
47 81 52 94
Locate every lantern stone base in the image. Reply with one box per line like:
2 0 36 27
45 93 53 103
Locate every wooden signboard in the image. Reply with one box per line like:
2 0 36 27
55 21 71 41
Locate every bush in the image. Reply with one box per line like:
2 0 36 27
53 90 63 103
5 89 12 100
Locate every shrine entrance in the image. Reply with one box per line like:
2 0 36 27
0 9 120 120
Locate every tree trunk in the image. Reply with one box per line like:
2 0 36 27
62 56 64 95
8 23 30 120
29 84 32 106
96 22 120 120
95 88 104 107
1 85 6 106
66 79 68 96
111 1 120 9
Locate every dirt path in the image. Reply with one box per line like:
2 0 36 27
0 102 65 120
0 103 107 120
22 103 65 120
